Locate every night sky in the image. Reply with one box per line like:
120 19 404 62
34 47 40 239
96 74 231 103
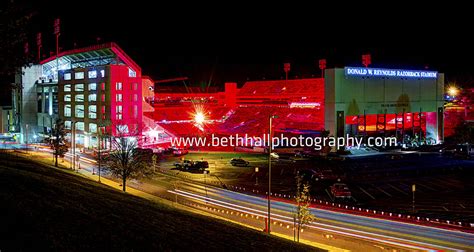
11 1 474 88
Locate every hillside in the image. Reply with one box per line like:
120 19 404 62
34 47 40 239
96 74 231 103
0 153 320 251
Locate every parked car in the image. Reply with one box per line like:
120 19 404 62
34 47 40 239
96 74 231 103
330 183 351 198
230 158 249 167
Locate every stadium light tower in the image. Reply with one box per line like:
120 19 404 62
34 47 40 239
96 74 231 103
448 86 459 97
267 114 278 234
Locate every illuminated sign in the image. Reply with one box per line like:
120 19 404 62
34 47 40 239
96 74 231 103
345 67 437 79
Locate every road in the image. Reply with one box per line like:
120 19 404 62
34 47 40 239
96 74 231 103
30 148 474 251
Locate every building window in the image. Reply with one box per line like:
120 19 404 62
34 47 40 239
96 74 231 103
88 70 97 79
89 105 97 119
116 93 122 102
133 94 138 102
64 94 71 102
133 105 138 118
64 73 72 80
128 68 136 77
75 122 85 131
75 105 84 118
89 123 97 133
116 82 122 90
65 120 72 129
88 94 97 102
101 82 106 90
75 72 84 80
75 84 84 92
116 105 122 120
89 83 97 91
100 70 105 78
64 105 71 117
75 94 84 102
133 83 138 90
64 84 71 92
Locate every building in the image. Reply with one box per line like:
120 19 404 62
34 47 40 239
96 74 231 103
325 67 445 143
13 43 143 148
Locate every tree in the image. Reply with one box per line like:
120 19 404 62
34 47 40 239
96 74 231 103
105 129 152 192
44 119 68 167
294 174 315 242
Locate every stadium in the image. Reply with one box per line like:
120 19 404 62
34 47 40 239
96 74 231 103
144 67 445 151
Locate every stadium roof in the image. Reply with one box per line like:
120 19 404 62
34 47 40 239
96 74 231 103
40 42 141 76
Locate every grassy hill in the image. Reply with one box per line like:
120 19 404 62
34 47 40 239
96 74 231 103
0 153 321 251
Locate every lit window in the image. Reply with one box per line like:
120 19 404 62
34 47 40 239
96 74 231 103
133 94 138 102
89 123 97 133
88 70 97 79
75 94 84 102
75 84 84 92
64 84 71 92
128 68 136 77
64 94 71 102
64 105 71 117
75 72 84 80
132 83 138 90
64 73 72 80
116 105 122 120
116 94 122 102
75 122 85 131
101 94 106 102
116 82 122 90
88 83 97 91
75 105 84 118
88 94 97 102
101 82 106 90
100 70 105 78
89 105 97 119
65 120 71 129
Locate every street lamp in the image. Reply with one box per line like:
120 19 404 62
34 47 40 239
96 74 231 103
255 167 259 186
267 114 278 234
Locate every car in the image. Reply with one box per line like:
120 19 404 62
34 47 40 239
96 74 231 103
314 169 339 180
174 160 193 169
330 183 351 198
270 152 279 159
174 160 209 171
194 161 209 169
230 158 249 167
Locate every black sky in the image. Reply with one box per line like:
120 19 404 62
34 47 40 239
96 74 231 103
15 0 474 87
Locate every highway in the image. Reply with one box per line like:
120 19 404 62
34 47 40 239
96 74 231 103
30 148 474 251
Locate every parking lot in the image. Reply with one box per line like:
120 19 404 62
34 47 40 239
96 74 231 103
157 151 474 222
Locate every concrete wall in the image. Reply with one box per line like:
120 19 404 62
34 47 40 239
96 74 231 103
18 65 42 143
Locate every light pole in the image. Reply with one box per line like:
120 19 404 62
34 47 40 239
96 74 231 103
25 124 29 153
267 114 278 234
412 184 416 213
70 121 75 170
255 167 259 186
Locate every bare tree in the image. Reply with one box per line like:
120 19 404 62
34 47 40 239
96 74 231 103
294 174 315 242
105 127 152 192
44 119 68 167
